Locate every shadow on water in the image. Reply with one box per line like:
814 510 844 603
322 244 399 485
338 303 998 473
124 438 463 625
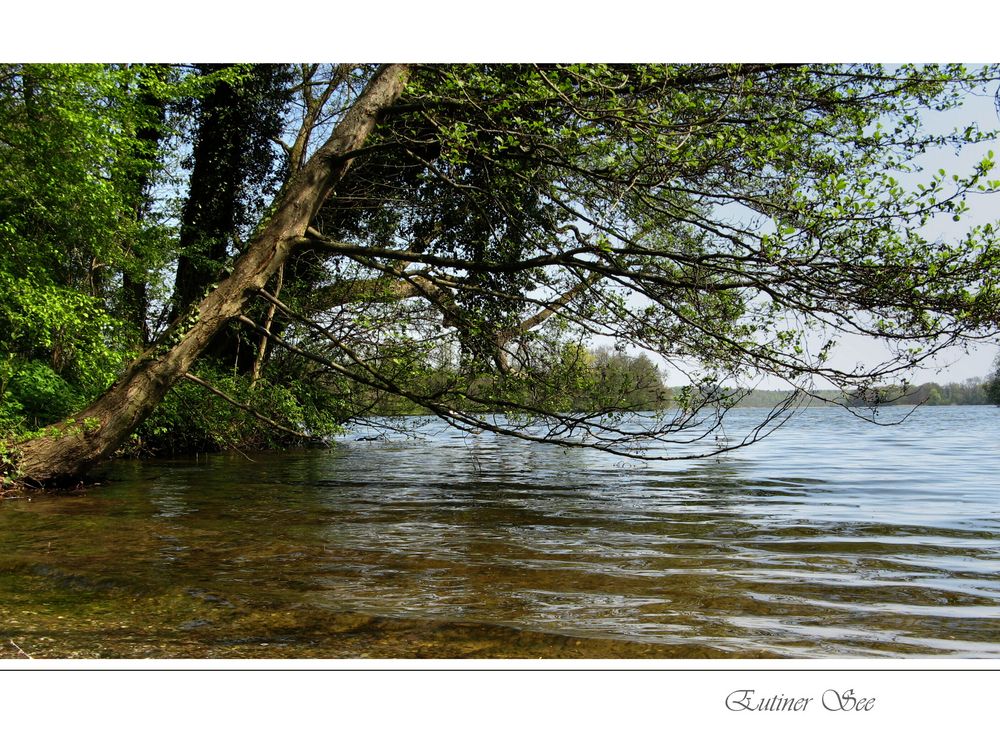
1 406 999 658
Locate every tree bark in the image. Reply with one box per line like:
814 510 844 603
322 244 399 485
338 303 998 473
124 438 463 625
12 64 410 486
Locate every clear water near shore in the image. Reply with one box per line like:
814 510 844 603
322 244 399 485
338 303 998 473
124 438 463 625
1 406 998 658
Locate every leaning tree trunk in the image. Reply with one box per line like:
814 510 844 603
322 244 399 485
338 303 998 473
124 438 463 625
12 64 410 486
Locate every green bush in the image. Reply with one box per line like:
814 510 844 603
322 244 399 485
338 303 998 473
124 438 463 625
129 366 342 456
4 359 83 428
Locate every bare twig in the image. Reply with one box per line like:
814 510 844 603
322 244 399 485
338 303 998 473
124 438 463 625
251 262 284 388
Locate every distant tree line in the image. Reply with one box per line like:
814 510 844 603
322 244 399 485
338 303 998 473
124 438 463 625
734 373 998 409
365 344 670 416
843 378 993 407
362 350 1000 416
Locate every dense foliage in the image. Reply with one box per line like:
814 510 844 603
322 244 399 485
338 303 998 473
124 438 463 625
0 65 161 432
2 63 1000 477
368 345 670 416
0 64 333 454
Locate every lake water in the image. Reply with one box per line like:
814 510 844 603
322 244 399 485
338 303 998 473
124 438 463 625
1 406 998 658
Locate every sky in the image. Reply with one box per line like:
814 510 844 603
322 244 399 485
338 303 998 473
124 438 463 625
6 2 998 64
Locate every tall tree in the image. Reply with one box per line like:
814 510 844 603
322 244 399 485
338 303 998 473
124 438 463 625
169 63 294 372
119 63 171 347
171 64 292 320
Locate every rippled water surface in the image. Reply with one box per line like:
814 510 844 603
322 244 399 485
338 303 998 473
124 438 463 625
2 406 999 658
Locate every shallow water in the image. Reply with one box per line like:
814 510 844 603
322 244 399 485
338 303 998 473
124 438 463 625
2 406 999 658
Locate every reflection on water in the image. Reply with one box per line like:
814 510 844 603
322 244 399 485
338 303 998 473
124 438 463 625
1 406 999 658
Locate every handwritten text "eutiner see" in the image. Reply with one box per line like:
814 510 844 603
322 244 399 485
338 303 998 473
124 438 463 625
725 689 875 712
